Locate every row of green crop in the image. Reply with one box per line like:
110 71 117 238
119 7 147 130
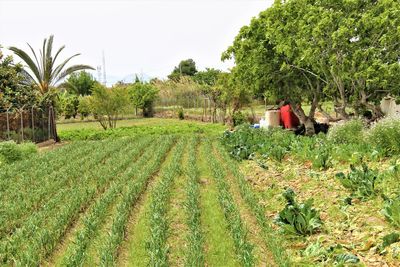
184 137 205 266
146 138 186 267
204 140 255 267
215 142 291 267
61 136 158 266
0 139 129 237
0 137 149 266
99 136 176 266
0 138 131 239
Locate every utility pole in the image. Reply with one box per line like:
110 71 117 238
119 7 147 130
102 50 107 86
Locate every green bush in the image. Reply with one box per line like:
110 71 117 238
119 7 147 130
382 194 400 227
275 188 323 235
232 111 248 126
328 119 365 145
177 108 184 120
367 118 400 156
0 141 37 165
336 163 378 200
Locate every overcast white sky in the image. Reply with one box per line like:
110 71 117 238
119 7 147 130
0 0 273 84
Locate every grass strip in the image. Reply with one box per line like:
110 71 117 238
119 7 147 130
204 139 255 267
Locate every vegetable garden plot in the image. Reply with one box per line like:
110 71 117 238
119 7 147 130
0 134 291 266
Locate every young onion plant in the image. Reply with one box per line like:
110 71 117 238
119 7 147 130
215 142 291 267
0 137 144 266
146 138 186 267
99 136 176 266
61 136 155 266
184 137 205 267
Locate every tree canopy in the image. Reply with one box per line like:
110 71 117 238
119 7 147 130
168 59 198 81
224 0 400 134
61 71 98 96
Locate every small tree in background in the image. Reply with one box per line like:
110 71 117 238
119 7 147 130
128 82 158 117
90 84 130 129
61 71 98 96
168 59 198 81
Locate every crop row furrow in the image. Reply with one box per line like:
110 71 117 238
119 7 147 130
0 138 130 237
61 136 163 266
215 142 291 267
205 140 255 267
184 137 204 267
99 136 177 266
0 138 131 239
145 137 186 267
0 137 150 266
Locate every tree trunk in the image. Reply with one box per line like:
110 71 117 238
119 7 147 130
360 90 384 120
50 105 60 142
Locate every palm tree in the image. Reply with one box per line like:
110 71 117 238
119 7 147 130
9 35 94 141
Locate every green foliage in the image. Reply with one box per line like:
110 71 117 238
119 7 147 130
128 82 158 117
59 121 224 141
58 92 79 119
168 59 197 81
382 195 400 227
367 118 400 156
379 232 400 252
336 164 379 200
328 120 365 145
90 84 131 129
77 95 91 119
232 111 248 126
62 71 97 96
0 141 37 165
0 48 35 111
275 188 323 236
193 68 221 86
311 139 333 170
177 107 184 120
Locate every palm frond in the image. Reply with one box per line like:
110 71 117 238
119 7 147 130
27 43 43 81
54 64 94 85
51 53 80 81
8 46 42 84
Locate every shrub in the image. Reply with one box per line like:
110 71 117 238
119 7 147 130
0 141 37 165
328 119 365 145
367 118 400 156
275 188 323 235
382 195 400 227
177 107 185 120
232 111 248 126
336 163 378 200
0 141 22 163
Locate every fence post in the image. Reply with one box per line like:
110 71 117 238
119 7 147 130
6 107 10 140
31 106 35 142
20 109 24 142
48 108 51 140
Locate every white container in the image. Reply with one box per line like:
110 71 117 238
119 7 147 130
264 110 281 128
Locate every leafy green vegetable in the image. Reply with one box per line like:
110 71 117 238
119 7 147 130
336 163 378 200
275 188 323 235
382 195 400 227
334 253 360 264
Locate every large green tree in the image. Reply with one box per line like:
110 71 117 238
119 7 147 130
9 35 94 141
224 0 400 134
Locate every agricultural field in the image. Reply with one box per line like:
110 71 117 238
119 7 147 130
1 119 400 266
0 124 288 267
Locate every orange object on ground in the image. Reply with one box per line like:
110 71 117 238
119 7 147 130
280 104 300 129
